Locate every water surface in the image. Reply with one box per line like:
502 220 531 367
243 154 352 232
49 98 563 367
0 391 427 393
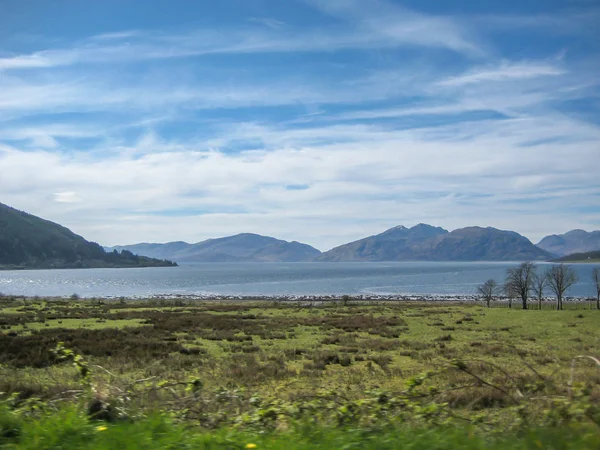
0 262 597 299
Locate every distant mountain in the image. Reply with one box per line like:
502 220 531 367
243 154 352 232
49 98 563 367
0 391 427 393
110 233 321 263
317 224 551 262
428 227 551 261
536 230 600 257
552 250 600 263
106 241 191 261
0 203 177 270
316 224 449 261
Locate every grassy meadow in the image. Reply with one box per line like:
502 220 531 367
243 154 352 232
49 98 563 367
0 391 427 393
1 296 599 448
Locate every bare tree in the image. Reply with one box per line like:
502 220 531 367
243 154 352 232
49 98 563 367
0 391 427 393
504 262 537 310
504 289 514 309
477 279 498 307
545 264 578 311
532 273 547 311
503 282 516 309
593 267 600 310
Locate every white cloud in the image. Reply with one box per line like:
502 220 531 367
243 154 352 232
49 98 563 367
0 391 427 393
438 61 566 86
0 123 102 148
90 30 143 41
1 109 598 249
304 0 482 55
334 59 592 122
0 53 60 69
248 18 286 29
0 1 482 72
0 1 598 251
53 191 82 203
476 10 600 36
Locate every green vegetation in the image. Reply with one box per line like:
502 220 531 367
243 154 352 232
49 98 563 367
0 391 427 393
1 296 599 448
553 250 600 263
2 407 599 450
0 202 177 269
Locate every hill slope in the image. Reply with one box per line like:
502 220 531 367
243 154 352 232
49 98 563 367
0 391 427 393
552 250 600 262
318 224 551 261
536 230 600 257
110 233 322 263
0 203 177 269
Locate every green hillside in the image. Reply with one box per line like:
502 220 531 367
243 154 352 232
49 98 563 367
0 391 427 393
552 250 600 263
0 203 176 269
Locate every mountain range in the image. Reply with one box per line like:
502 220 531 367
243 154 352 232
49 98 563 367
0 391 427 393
107 234 321 263
0 202 176 269
316 224 552 262
113 223 559 263
536 230 600 257
2 202 599 267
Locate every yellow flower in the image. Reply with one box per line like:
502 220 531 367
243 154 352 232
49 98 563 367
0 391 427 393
245 444 257 449
95 425 108 432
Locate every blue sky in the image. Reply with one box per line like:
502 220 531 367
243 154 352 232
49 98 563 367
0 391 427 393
0 0 599 250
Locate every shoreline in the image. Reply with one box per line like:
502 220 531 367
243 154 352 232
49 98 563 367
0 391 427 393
1 292 593 303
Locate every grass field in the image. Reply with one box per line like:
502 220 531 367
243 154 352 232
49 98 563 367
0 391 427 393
1 295 599 448
3 406 600 450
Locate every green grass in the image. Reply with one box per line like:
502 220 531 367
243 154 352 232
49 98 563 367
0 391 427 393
1 296 599 448
10 318 148 334
1 299 598 394
2 406 599 450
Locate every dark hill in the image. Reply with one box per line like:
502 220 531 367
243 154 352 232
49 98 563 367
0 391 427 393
0 203 177 269
552 250 600 262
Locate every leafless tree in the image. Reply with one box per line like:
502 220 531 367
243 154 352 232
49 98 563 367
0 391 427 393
532 273 547 311
477 279 498 307
505 291 514 309
545 264 578 311
592 267 600 310
504 262 537 310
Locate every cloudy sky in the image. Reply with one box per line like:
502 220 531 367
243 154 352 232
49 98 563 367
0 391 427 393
0 0 599 250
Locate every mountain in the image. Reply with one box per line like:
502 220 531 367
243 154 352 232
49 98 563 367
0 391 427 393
110 233 322 263
317 224 551 262
426 227 551 261
2 202 564 266
0 203 177 269
316 224 449 262
552 250 600 263
105 241 191 261
536 230 600 257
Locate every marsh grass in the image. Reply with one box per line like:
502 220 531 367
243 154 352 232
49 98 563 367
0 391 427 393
0 296 599 436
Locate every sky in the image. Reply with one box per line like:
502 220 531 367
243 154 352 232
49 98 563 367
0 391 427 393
0 0 599 251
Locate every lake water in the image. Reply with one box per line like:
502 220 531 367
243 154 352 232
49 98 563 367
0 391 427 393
0 262 597 299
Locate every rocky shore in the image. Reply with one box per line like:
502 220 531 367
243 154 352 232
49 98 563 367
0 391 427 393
103 292 589 303
3 292 591 303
